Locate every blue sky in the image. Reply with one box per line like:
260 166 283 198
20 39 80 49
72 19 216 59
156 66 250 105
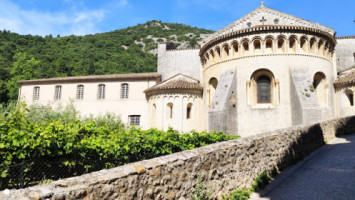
0 0 353 36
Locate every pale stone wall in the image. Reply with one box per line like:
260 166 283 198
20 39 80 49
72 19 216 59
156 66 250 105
157 43 202 81
4 116 355 200
335 37 355 71
148 92 204 132
335 86 355 117
19 80 156 129
201 30 336 136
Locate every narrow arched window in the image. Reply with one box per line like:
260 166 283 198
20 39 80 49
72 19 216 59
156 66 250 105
277 38 285 53
187 103 192 119
300 37 307 53
54 85 62 100
167 103 173 119
98 84 105 100
232 42 238 55
289 38 296 53
254 40 261 54
223 45 229 57
121 83 129 99
313 72 327 107
77 85 84 100
33 86 40 101
257 76 271 103
345 90 354 106
265 39 273 54
242 41 249 55
152 103 157 118
310 38 316 53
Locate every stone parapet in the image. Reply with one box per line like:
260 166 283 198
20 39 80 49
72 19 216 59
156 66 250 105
2 116 355 200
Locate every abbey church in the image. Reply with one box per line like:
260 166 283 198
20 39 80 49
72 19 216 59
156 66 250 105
18 4 355 137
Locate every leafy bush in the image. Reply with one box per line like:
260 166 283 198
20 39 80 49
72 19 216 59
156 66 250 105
192 176 211 200
0 103 238 189
222 188 252 200
251 170 271 191
222 170 271 199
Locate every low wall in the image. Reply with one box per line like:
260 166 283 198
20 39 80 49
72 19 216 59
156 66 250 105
2 116 355 200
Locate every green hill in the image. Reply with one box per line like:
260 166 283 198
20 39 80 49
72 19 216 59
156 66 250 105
0 20 213 103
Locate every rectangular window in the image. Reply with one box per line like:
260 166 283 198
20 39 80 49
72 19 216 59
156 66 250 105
54 86 62 100
129 115 140 126
98 84 105 100
33 87 40 101
121 84 129 99
77 85 84 100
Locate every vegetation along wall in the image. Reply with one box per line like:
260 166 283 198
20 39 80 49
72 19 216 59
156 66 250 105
3 116 355 200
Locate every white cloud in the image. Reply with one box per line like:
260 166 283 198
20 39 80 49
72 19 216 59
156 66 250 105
0 0 121 36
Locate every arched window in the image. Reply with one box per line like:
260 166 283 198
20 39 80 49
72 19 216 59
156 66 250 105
300 37 307 53
345 90 354 106
167 103 173 119
317 40 324 56
98 84 105 100
257 76 271 103
208 77 218 107
274 19 279 25
152 104 157 117
209 50 215 62
223 45 229 58
215 47 221 58
277 38 285 53
289 38 296 53
232 42 239 56
310 38 316 54
54 85 62 100
353 52 355 63
247 69 279 106
121 83 129 99
33 86 40 101
313 72 328 107
77 85 84 100
265 39 273 54
187 103 192 119
253 40 261 54
242 41 249 56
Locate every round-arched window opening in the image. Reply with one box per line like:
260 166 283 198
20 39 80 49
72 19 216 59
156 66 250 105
345 90 354 106
274 19 279 25
247 22 252 27
257 76 271 103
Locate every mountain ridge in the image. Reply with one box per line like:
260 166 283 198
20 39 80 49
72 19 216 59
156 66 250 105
0 20 214 103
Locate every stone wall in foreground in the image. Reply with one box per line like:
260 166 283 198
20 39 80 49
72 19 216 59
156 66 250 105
3 116 355 200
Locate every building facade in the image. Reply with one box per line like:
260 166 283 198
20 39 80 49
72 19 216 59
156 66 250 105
18 4 355 137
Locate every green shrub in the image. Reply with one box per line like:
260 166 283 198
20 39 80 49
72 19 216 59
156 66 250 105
0 103 238 189
252 170 271 191
222 188 252 200
192 176 211 200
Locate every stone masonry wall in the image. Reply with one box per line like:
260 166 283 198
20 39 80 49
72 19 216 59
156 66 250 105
3 116 355 200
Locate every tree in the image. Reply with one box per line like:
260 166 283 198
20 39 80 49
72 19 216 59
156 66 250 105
6 53 42 100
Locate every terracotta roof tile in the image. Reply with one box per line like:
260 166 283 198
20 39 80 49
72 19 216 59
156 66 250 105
144 79 203 94
18 73 161 85
334 71 355 87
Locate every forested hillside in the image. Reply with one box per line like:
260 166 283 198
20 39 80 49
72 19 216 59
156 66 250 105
0 20 213 103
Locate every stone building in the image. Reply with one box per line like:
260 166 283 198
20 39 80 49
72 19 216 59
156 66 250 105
18 4 355 137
